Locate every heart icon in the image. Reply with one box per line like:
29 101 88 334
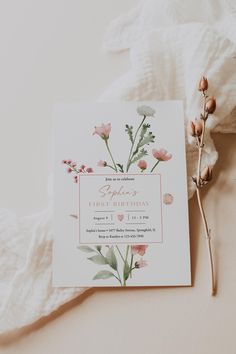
117 214 124 222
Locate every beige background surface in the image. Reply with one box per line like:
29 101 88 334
0 1 236 353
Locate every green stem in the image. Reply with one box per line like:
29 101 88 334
150 160 160 173
106 164 116 171
126 115 146 172
130 254 134 278
116 269 122 285
114 274 122 285
123 245 130 286
105 140 117 172
116 245 125 263
97 248 122 286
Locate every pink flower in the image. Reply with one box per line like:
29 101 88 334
97 160 107 167
86 167 93 173
67 167 72 173
138 160 147 171
131 245 148 256
152 148 172 161
135 259 148 268
163 193 174 205
93 123 111 140
80 165 86 170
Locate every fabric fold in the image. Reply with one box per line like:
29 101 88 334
1 0 236 334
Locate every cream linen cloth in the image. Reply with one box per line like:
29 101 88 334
1 0 236 334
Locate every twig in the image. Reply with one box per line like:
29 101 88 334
189 77 217 295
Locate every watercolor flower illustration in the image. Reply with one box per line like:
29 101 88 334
93 123 118 172
131 245 148 256
62 105 172 178
94 106 172 174
151 148 172 172
137 160 147 172
135 259 148 268
163 193 174 205
62 105 173 285
137 105 156 117
62 160 93 183
78 244 148 286
93 123 111 139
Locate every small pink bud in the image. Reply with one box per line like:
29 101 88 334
198 76 208 92
86 167 93 173
62 159 67 164
138 160 147 171
135 259 147 268
97 160 107 167
67 168 72 173
80 165 86 170
67 160 72 164
205 97 216 114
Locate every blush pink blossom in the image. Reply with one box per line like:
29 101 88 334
152 148 172 161
86 167 93 173
93 123 111 140
131 245 148 256
163 193 174 205
138 160 147 171
97 160 107 167
135 259 148 268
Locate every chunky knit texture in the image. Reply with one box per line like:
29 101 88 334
0 0 236 334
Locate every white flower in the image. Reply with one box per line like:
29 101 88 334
137 105 155 117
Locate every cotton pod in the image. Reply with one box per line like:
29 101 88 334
198 76 208 91
201 165 213 182
205 97 216 114
188 119 203 137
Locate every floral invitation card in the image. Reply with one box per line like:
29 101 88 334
53 102 191 287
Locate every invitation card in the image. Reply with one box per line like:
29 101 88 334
53 102 191 287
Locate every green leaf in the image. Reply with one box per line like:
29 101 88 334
87 255 108 265
123 261 130 281
138 132 155 148
93 270 115 280
78 246 96 253
130 148 148 165
95 245 102 252
139 123 150 140
117 163 124 173
125 124 134 143
106 247 118 270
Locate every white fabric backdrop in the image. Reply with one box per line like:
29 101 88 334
0 0 236 334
